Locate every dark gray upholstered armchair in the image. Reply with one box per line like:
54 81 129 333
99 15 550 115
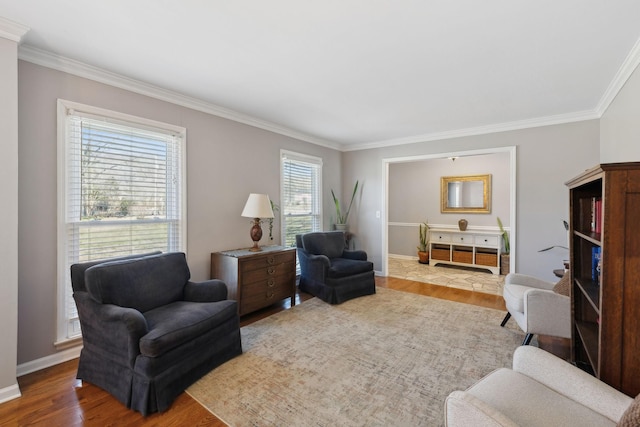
296 231 376 304
70 252 242 415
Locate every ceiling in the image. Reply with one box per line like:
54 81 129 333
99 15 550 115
2 1 640 151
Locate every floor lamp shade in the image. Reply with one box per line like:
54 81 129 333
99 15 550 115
241 194 275 251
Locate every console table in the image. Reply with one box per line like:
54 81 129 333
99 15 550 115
211 246 296 316
429 228 502 274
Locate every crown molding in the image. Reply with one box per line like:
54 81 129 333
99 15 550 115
0 16 29 42
344 109 599 152
18 45 342 151
596 36 640 117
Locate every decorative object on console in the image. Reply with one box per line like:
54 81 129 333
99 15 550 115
417 221 430 264
457 219 468 231
331 180 359 231
241 193 274 251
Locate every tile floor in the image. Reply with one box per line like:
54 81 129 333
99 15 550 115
387 256 505 295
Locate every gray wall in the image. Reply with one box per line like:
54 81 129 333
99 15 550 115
0 36 20 399
17 61 342 365
342 120 600 281
388 152 510 256
601 63 640 162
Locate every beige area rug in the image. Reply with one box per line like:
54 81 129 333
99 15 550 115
187 287 523 426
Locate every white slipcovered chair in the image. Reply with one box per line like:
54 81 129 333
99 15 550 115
445 346 635 427
500 272 571 345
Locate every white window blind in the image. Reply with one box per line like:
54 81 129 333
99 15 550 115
57 100 186 344
280 150 322 248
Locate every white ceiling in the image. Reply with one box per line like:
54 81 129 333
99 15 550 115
2 1 640 151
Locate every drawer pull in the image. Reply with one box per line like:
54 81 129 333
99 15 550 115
266 291 274 299
267 278 275 287
267 267 275 275
267 256 275 265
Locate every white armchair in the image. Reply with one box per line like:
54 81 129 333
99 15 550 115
500 272 571 345
445 346 634 427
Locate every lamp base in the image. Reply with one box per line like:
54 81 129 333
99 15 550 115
249 218 263 251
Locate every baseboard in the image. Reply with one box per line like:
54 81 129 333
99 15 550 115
0 383 21 404
17 345 82 377
388 253 418 261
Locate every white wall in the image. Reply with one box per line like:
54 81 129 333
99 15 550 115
343 120 600 281
0 36 21 401
601 63 640 162
17 60 342 366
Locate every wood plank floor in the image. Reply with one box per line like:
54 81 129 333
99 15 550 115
0 276 513 426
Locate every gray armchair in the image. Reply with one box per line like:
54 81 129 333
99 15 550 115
71 252 242 415
296 231 375 304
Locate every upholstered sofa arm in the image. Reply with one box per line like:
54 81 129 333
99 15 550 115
74 292 147 366
184 279 228 302
445 390 519 426
512 346 632 423
523 289 571 338
505 273 555 290
341 249 367 261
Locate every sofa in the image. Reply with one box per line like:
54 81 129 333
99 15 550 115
71 252 242 415
296 231 375 304
445 346 635 426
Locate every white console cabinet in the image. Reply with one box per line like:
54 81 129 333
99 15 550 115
429 228 502 274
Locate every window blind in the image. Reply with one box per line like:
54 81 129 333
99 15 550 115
58 101 186 342
280 151 322 248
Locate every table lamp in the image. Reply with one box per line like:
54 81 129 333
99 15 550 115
241 193 275 251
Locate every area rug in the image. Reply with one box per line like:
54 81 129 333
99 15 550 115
187 287 522 426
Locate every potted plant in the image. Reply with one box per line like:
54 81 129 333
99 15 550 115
417 221 430 264
497 216 510 274
331 180 359 231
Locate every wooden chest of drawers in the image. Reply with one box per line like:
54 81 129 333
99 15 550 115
211 246 296 316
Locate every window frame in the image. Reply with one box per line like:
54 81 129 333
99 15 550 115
279 149 323 249
55 99 187 347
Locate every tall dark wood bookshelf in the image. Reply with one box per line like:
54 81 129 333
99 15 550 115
566 162 640 397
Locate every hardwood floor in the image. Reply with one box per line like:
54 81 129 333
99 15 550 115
0 277 511 426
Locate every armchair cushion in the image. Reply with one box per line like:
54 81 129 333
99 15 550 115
141 300 237 357
328 257 374 278
552 270 571 296
301 232 345 258
618 394 640 427
86 252 190 313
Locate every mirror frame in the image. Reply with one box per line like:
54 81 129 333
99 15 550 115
440 174 492 213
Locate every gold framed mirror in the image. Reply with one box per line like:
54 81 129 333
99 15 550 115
441 174 491 213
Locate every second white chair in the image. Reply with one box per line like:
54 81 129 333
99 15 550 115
501 272 571 345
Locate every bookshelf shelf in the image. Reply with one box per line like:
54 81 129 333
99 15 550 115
566 162 640 397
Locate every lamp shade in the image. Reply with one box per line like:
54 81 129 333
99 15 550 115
241 193 274 219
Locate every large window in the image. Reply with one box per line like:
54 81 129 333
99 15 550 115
56 100 186 345
280 150 322 248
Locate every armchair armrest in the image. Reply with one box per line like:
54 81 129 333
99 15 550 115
523 289 571 338
184 279 228 302
74 292 147 367
505 273 555 291
298 248 330 280
445 390 519 427
341 249 367 261
512 346 632 423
